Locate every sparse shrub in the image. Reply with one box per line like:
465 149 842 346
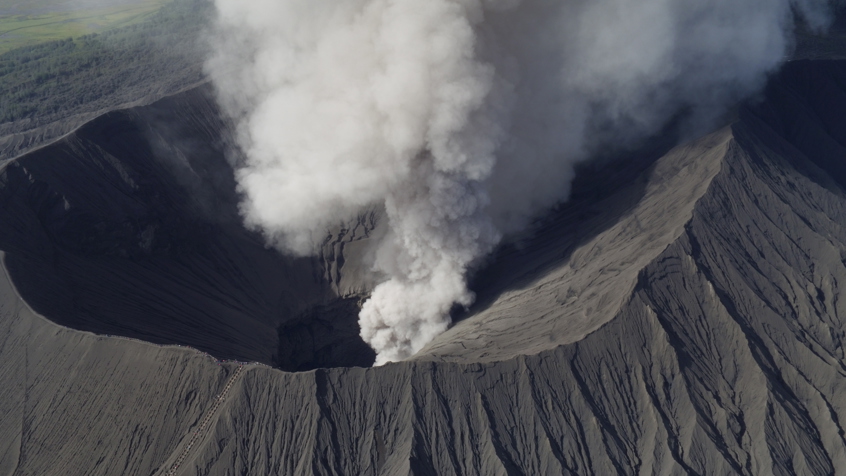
0 0 210 128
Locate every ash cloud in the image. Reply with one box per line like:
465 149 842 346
206 0 835 365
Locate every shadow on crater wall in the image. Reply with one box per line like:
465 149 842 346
0 85 374 371
276 298 375 371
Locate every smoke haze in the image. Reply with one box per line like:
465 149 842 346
206 0 835 365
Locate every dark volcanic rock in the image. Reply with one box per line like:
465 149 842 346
3 61 846 474
276 298 376 372
0 86 374 368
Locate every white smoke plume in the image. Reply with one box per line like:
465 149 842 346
206 0 835 365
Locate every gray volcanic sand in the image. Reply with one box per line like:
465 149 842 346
0 87 376 371
418 127 730 362
3 60 846 474
0 251 237 475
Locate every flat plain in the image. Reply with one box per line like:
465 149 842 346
0 0 169 54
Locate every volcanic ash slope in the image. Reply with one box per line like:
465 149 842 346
191 63 846 475
0 87 375 371
3 60 846 474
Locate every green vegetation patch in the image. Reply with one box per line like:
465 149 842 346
0 0 171 55
0 0 210 126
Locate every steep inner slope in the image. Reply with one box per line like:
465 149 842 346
0 80 701 372
419 60 846 366
419 126 730 362
0 86 375 370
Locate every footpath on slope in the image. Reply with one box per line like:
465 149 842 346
159 364 245 476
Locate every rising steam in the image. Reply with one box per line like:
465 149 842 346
206 0 835 365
